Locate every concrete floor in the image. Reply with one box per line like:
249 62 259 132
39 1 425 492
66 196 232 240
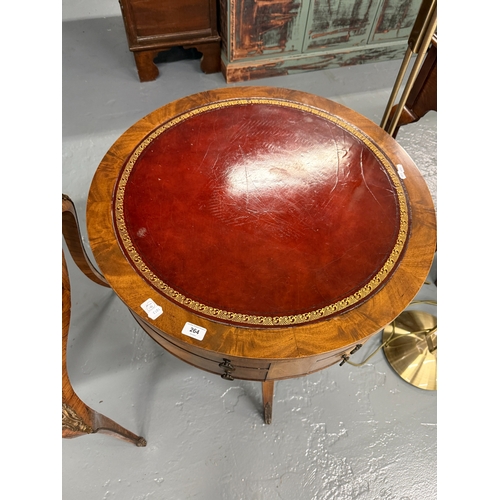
62 9 438 500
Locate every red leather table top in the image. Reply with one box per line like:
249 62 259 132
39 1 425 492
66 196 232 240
113 97 409 328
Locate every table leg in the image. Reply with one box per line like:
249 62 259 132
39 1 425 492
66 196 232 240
262 380 275 425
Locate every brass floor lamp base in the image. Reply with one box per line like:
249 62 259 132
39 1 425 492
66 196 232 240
382 310 437 391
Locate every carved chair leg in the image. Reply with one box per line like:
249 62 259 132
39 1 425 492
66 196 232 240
62 250 146 446
62 401 146 447
62 194 109 287
262 380 275 425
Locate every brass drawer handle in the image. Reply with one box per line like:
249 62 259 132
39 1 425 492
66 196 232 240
339 355 349 366
339 344 362 366
350 344 362 355
219 359 235 371
219 358 235 381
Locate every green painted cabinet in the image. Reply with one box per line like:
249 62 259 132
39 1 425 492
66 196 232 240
220 0 423 82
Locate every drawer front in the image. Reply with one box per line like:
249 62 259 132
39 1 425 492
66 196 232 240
135 314 269 381
133 311 369 381
127 0 213 37
312 340 366 371
267 340 368 379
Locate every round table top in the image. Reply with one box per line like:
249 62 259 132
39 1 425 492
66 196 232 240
87 87 436 360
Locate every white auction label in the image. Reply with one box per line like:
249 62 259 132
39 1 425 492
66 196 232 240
182 322 207 341
140 298 163 320
396 164 406 179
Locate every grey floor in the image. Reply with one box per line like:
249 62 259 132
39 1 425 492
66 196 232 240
62 12 438 500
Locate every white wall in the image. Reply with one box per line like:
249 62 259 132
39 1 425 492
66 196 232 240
62 0 121 21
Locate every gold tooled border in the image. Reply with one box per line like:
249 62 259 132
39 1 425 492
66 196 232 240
114 98 409 326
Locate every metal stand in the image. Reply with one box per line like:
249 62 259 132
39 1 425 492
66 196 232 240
380 0 437 137
382 310 437 391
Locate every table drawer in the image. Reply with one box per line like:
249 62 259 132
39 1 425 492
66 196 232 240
134 313 269 381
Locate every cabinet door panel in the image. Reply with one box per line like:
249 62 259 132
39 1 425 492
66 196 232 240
303 0 380 52
231 0 310 60
369 0 422 43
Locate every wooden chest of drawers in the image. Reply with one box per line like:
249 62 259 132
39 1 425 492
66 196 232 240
118 0 221 81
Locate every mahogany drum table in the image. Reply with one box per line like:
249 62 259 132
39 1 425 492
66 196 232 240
87 87 436 424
